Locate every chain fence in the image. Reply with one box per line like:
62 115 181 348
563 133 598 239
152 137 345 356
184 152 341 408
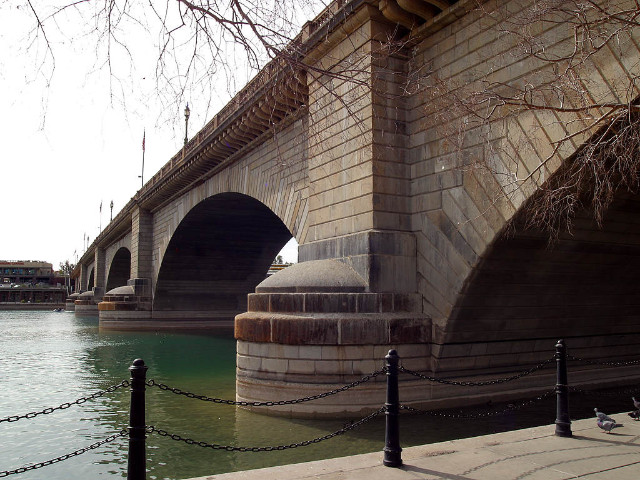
400 389 557 419
569 385 640 397
399 356 555 386
146 368 385 406
568 354 640 367
0 429 127 477
146 407 385 452
0 380 130 424
3 343 640 478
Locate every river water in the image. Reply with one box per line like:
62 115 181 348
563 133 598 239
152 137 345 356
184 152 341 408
0 310 629 480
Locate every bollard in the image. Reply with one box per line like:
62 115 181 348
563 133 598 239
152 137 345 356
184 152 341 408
128 359 148 480
383 349 402 467
554 340 572 437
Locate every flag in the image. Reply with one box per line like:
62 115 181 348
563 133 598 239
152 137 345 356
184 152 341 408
142 130 146 152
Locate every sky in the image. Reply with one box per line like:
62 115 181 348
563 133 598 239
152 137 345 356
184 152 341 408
0 2 306 269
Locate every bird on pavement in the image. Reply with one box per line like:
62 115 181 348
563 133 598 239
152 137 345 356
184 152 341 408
632 397 640 410
597 419 623 433
594 408 615 423
628 410 640 421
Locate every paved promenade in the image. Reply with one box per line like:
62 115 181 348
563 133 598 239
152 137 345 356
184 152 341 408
189 412 640 480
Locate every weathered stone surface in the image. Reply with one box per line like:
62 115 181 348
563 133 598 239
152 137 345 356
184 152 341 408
256 260 366 293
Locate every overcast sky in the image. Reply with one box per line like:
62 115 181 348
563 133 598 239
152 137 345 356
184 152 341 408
0 2 302 269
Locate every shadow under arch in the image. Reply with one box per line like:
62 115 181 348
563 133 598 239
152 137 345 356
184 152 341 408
87 267 94 292
106 247 131 292
153 192 293 317
440 188 640 373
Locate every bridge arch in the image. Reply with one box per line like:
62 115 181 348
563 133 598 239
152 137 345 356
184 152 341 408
86 267 94 292
106 247 131 292
153 192 293 319
434 180 640 375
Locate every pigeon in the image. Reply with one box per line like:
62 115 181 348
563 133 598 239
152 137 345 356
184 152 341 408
594 408 615 423
633 397 640 410
597 419 623 433
628 410 640 421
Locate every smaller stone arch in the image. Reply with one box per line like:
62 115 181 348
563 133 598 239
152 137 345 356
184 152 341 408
106 247 131 292
87 267 94 292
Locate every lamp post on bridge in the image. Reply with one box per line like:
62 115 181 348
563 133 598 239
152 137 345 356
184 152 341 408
184 103 190 146
110 200 114 222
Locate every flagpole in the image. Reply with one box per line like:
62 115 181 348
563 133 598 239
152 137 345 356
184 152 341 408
141 129 146 188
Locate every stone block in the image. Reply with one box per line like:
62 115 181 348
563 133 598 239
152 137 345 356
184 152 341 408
247 293 270 312
389 317 431 344
339 317 388 344
352 359 378 375
315 359 352 375
304 293 358 313
298 345 323 360
236 354 262 372
269 343 300 359
287 359 317 375
235 316 271 343
261 358 288 373
269 293 305 313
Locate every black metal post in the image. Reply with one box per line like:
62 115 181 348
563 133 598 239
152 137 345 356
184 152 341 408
554 340 572 437
383 349 402 467
128 359 148 479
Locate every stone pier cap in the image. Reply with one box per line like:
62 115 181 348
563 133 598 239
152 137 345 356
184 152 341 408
235 259 431 345
256 259 366 293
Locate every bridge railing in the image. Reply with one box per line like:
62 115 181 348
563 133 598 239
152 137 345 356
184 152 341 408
2 340 639 478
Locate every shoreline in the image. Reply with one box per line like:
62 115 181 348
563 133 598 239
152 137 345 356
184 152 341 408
0 303 66 310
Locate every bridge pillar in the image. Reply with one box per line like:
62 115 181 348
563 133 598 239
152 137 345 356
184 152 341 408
78 263 88 292
130 206 153 281
98 206 153 327
93 247 106 300
235 260 430 417
75 261 100 315
235 7 429 415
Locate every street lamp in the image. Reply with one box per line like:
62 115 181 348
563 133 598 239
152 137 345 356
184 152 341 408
184 103 190 146
110 200 114 221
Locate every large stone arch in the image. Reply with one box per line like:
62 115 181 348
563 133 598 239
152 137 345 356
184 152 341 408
432 187 640 374
153 192 293 319
106 247 131 292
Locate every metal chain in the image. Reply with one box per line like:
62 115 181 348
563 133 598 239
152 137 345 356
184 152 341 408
146 368 385 406
146 407 385 452
0 429 127 477
400 389 556 419
0 380 130 424
567 354 640 367
569 385 640 397
399 357 555 386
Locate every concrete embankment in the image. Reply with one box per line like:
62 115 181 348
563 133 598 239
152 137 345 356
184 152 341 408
188 412 640 480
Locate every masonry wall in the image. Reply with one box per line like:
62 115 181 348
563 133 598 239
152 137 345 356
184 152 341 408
407 0 640 369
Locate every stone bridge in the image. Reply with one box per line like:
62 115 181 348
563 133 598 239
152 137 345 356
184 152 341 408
72 0 640 415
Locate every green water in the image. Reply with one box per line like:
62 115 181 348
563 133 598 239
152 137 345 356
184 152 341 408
0 311 392 479
1 310 632 479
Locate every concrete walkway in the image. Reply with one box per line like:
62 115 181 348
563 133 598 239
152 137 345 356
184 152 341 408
188 412 640 480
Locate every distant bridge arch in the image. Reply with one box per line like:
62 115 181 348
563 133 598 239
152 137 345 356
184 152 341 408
106 247 131 293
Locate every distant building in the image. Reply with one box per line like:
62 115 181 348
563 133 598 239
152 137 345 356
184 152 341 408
0 260 66 307
0 260 53 285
